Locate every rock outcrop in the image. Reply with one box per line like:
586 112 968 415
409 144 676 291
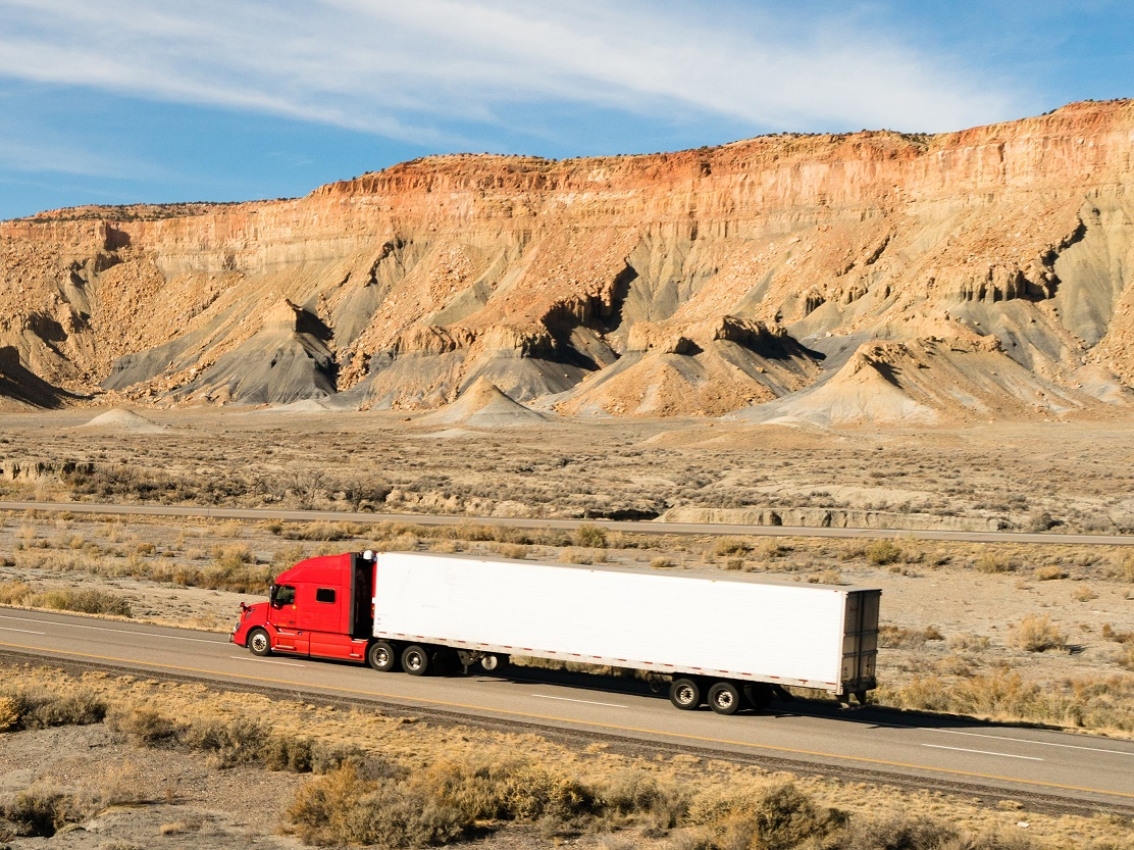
3 99 1134 421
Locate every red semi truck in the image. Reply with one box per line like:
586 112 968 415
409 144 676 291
231 549 881 714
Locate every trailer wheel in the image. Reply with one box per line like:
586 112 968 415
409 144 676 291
708 681 742 715
480 653 508 672
247 628 271 657
368 640 399 672
742 682 774 711
401 644 431 676
669 677 703 710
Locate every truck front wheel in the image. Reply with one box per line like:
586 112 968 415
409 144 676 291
669 677 703 710
368 640 399 672
401 644 431 676
248 628 271 657
708 681 742 715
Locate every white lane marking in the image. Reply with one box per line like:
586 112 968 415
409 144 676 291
922 728 1134 757
923 744 1042 761
531 694 628 708
0 614 223 644
0 626 47 635
230 656 306 668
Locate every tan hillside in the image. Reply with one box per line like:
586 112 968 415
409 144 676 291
2 99 1134 422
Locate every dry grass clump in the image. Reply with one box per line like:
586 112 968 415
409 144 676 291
974 552 1014 573
1034 565 1069 581
109 707 318 772
0 582 132 617
879 625 944 649
879 668 1134 732
573 523 608 548
1013 614 1066 652
287 755 598 847
0 686 106 732
713 537 754 557
0 786 74 838
682 781 844 850
864 540 903 566
287 758 852 849
280 521 368 542
811 816 1037 850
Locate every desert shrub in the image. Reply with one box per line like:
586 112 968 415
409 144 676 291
573 524 608 549
713 537 753 557
23 691 106 728
865 540 901 565
0 695 22 731
492 543 528 560
282 522 366 542
0 787 74 838
0 689 106 731
1118 553 1134 583
111 708 317 772
109 707 180 745
818 815 965 850
689 782 842 850
878 626 938 649
560 548 593 565
0 581 32 605
947 633 991 651
426 756 595 824
27 588 132 617
1013 614 1066 652
261 733 315 773
879 668 1134 732
974 552 1013 573
650 557 676 569
1118 645 1134 672
599 769 689 831
288 755 597 846
1034 565 1068 581
287 763 469 847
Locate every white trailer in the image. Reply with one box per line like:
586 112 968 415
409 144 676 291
369 552 880 715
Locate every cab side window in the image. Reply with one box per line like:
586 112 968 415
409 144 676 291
315 588 336 604
275 585 296 606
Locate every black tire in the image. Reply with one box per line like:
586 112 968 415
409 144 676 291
669 677 703 710
401 644 431 676
247 628 271 657
708 681 742 715
368 640 399 672
743 682 775 711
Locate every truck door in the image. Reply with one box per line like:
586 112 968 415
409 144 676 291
301 584 356 659
268 584 310 655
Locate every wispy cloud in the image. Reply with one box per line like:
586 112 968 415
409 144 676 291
0 0 1020 148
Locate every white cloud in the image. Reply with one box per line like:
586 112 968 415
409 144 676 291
0 0 1021 145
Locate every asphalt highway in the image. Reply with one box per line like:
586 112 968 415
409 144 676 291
1 607 1132 812
2 500 1134 546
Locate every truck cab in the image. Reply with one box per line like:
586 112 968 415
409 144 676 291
231 551 375 662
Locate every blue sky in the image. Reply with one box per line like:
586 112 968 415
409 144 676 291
0 0 1131 220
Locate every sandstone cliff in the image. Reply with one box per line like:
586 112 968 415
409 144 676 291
2 99 1133 421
